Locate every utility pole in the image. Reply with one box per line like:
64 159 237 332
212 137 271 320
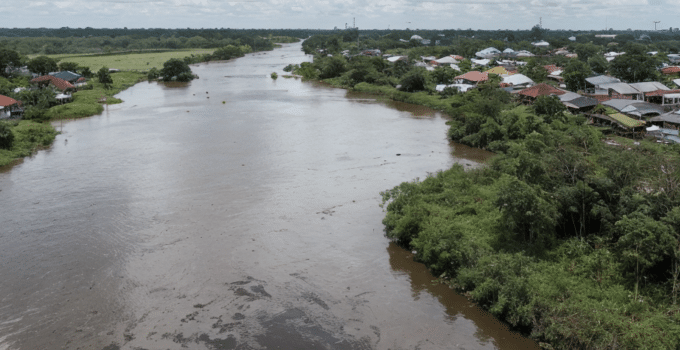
654 21 661 30
539 17 542 28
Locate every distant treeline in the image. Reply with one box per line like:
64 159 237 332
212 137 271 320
4 27 680 56
0 28 306 55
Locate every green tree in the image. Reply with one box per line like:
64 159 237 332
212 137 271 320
533 95 567 119
495 175 558 245
609 45 660 82
588 55 609 75
318 56 347 79
0 49 22 77
573 43 601 62
616 212 674 300
399 68 428 92
58 61 79 72
521 58 548 83
160 58 193 82
147 67 160 80
79 66 93 78
27 55 58 76
97 66 113 88
562 59 592 92
0 121 14 150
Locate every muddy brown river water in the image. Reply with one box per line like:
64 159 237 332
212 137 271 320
0 42 539 350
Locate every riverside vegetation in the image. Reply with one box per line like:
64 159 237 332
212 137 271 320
0 30 300 168
289 32 680 349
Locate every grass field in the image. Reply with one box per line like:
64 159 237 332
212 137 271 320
46 49 215 71
0 120 58 168
46 71 146 119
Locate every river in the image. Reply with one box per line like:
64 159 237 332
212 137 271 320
0 42 538 350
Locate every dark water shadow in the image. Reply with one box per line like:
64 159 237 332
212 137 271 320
387 242 540 350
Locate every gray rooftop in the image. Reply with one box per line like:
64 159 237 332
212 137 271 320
628 82 670 93
598 82 641 95
586 75 621 86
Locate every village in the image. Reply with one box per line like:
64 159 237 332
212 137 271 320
337 36 680 144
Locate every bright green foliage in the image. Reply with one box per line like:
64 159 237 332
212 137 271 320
562 59 591 92
0 120 57 167
609 44 661 82
160 58 193 82
588 55 609 75
97 66 113 87
58 61 79 72
270 72 278 79
0 48 22 77
615 213 674 299
147 67 160 80
317 56 347 79
381 90 680 348
27 55 58 75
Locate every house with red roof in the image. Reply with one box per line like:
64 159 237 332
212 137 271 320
454 71 489 85
661 66 680 75
517 83 566 102
0 95 22 118
30 75 76 92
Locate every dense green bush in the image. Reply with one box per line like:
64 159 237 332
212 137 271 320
0 121 14 149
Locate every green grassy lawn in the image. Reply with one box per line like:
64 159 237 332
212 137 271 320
46 71 145 119
46 49 215 71
0 120 58 168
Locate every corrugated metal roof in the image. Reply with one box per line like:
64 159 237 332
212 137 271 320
602 99 636 111
598 82 641 95
586 75 620 86
558 92 582 102
502 73 533 86
629 82 669 93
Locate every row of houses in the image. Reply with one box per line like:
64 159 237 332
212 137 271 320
0 70 87 119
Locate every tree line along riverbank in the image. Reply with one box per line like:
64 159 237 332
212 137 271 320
285 49 680 349
0 34 300 168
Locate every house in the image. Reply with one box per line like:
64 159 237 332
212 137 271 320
532 40 550 47
585 75 622 93
485 66 511 75
50 71 82 84
436 84 475 93
650 110 680 128
515 50 535 57
432 56 459 65
628 82 672 102
562 96 599 112
517 83 566 102
602 99 665 118
30 75 76 92
661 66 680 75
454 71 489 85
386 56 407 63
471 58 491 67
597 82 642 100
501 73 534 89
668 54 680 64
0 95 22 118
475 47 501 58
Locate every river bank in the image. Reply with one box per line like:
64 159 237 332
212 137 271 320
0 42 540 350
280 51 680 348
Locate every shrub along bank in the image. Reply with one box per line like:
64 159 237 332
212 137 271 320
379 79 680 349
0 120 57 167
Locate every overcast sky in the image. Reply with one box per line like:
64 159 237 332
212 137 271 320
4 0 679 31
